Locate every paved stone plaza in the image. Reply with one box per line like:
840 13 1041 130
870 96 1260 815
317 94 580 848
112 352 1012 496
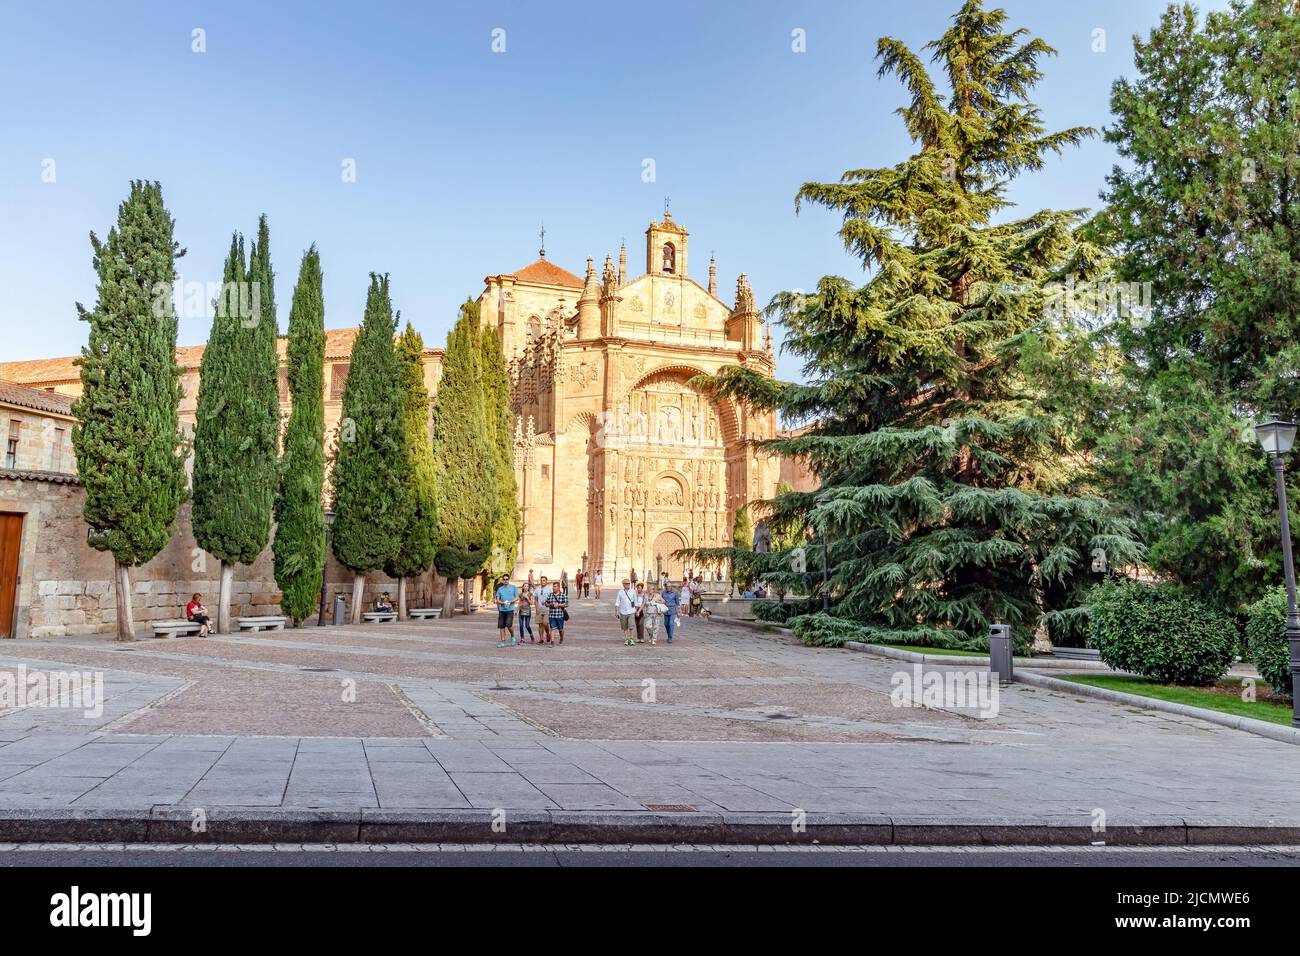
0 592 1295 833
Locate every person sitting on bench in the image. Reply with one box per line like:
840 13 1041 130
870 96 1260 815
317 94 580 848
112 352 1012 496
374 593 394 614
185 593 212 637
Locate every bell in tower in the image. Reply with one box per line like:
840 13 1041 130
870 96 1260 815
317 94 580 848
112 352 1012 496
645 207 689 278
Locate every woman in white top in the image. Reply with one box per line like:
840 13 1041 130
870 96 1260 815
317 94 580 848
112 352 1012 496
593 570 603 598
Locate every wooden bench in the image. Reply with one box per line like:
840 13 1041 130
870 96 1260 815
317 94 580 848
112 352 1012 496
408 608 441 621
152 619 202 639
361 611 398 624
237 616 286 632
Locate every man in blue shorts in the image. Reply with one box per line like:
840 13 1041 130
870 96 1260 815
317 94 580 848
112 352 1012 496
494 574 519 647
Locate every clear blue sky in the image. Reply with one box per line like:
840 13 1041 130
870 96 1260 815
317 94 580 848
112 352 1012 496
0 0 1223 383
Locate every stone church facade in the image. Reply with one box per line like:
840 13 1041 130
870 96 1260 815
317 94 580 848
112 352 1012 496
478 212 780 581
0 211 783 636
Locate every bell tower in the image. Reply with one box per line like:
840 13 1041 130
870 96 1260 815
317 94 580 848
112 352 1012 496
645 209 688 278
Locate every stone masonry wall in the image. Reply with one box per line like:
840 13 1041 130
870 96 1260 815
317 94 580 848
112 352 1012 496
2 475 444 639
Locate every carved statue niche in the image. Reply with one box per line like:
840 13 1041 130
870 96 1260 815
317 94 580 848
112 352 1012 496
753 520 772 554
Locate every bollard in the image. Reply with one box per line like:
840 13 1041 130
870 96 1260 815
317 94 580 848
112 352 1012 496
989 623 1013 686
332 594 347 626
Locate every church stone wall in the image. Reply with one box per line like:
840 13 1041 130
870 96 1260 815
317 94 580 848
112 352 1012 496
1 475 443 640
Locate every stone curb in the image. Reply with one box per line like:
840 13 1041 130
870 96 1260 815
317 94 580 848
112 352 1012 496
2 808 1300 845
714 618 1111 670
1013 669 1300 746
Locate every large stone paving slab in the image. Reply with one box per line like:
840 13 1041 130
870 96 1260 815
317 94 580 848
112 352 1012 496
0 595 1293 826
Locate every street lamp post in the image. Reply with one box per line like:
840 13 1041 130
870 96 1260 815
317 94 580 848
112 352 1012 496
317 508 337 627
812 501 831 613
820 540 829 613
1255 415 1300 727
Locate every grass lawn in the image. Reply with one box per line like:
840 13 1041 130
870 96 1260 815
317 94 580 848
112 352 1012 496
1061 674 1293 726
876 642 987 657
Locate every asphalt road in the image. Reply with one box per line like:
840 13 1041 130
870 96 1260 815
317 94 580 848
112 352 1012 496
2 845 1298 866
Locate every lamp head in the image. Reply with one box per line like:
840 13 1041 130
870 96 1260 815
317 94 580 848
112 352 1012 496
1255 416 1297 457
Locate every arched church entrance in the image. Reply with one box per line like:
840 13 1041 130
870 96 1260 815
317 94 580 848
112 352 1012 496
652 529 687 581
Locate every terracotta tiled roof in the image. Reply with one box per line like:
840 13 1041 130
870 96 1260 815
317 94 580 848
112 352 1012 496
0 355 81 386
320 327 360 360
0 380 75 416
509 259 584 289
0 328 420 390
0 467 78 485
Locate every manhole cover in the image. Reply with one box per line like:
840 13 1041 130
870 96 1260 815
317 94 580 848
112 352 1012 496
643 804 697 812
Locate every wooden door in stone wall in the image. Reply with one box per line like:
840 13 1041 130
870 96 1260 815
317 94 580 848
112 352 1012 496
652 529 686 581
0 513 22 639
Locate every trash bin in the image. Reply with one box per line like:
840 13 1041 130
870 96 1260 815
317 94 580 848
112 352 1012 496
332 594 347 626
989 623 1013 686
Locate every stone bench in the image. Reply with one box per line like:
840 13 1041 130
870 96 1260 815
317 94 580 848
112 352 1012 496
237 615 286 632
361 611 398 624
152 619 202 639
408 608 441 621
1049 646 1101 661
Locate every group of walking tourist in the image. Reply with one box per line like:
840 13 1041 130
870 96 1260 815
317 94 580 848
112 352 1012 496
494 573 569 648
525 566 601 598
614 578 680 645
486 568 706 649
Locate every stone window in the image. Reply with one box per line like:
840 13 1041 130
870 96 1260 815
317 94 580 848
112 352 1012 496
4 420 18 469
527 316 541 342
330 363 350 400
50 427 65 472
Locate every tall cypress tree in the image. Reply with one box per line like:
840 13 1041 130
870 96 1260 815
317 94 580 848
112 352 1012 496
73 181 187 641
480 323 519 578
431 299 497 614
331 274 410 622
731 506 754 592
191 217 280 632
273 246 326 625
693 0 1140 651
384 321 439 617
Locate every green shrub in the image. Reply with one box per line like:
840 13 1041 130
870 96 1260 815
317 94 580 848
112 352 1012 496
787 614 874 648
1245 587 1292 695
784 610 1017 653
751 599 814 624
1086 580 1235 686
